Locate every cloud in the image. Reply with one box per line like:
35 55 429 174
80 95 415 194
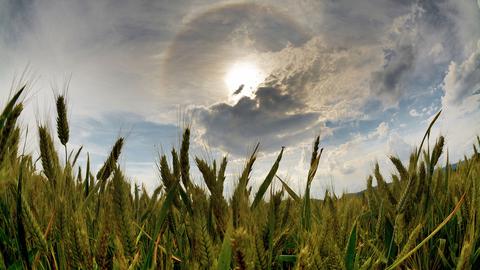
443 0 480 55
371 45 416 105
71 111 179 161
0 0 219 121
282 0 413 46
368 3 426 106
370 122 390 139
255 0 468 114
161 3 311 106
366 0 478 107
387 132 412 161
1 0 479 195
409 109 421 117
428 43 445 59
442 41 480 112
69 111 180 188
194 86 322 155
258 37 383 120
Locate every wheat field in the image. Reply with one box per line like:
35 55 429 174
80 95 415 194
0 85 479 269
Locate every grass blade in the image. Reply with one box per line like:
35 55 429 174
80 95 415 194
276 175 300 202
345 221 357 270
251 147 284 210
386 192 466 270
217 228 232 270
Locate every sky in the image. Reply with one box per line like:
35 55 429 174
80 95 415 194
1 0 479 196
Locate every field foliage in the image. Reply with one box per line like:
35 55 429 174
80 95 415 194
0 85 479 269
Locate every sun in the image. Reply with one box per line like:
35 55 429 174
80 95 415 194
224 62 264 102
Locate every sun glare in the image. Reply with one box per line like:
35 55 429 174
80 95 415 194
224 62 264 102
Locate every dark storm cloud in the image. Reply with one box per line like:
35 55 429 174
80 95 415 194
194 86 321 155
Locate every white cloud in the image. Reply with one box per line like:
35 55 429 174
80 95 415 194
257 37 384 120
409 109 422 117
438 39 480 163
371 122 390 138
444 0 480 55
442 41 480 113
429 43 444 59
387 132 412 161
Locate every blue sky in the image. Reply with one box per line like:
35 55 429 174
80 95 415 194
1 0 479 195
